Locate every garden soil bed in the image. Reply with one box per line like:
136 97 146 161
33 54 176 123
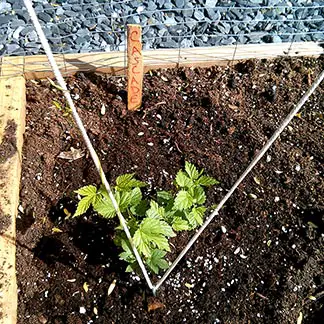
17 57 323 324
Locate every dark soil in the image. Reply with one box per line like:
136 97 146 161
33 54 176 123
0 119 17 164
0 119 16 235
0 207 11 234
17 57 323 324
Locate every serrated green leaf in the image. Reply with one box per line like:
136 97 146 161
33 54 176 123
187 206 206 228
157 191 173 204
185 210 196 228
74 196 93 217
130 199 149 217
164 208 176 223
152 235 170 251
185 161 199 180
133 218 173 257
129 187 142 207
128 178 147 188
115 191 132 211
146 249 169 274
93 196 116 218
175 170 193 188
159 220 176 237
189 186 206 205
119 251 134 263
172 217 190 231
193 206 206 223
115 173 146 191
115 173 135 190
174 190 193 210
119 238 136 263
75 185 97 197
125 263 139 273
196 175 219 186
146 200 165 219
127 217 139 235
74 185 98 217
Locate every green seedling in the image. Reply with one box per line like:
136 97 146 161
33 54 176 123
73 162 219 274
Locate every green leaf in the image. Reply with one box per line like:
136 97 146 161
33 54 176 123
74 196 93 217
129 187 142 207
125 263 139 273
185 161 199 180
187 206 206 227
74 185 98 217
118 237 136 263
146 249 169 274
196 175 219 186
175 170 193 188
172 217 190 231
127 217 139 235
115 173 146 191
133 218 174 257
152 235 170 252
174 190 193 210
115 191 132 211
115 173 135 190
75 185 97 197
146 200 165 219
93 196 116 218
157 191 173 204
189 186 206 205
159 220 176 237
130 199 149 217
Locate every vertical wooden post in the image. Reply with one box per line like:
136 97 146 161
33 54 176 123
0 57 26 324
127 24 143 111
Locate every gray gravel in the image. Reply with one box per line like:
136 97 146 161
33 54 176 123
0 0 323 56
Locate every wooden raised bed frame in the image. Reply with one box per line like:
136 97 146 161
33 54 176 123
0 42 323 324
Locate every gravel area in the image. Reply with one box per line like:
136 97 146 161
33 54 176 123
0 0 324 55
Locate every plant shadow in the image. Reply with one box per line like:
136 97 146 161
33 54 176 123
32 198 147 307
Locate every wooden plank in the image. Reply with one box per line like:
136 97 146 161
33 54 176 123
127 25 144 111
0 42 322 80
0 57 26 324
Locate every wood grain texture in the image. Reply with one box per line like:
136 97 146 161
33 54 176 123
0 57 26 324
127 25 143 111
0 42 322 80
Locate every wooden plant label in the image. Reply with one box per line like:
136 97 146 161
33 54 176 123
127 24 143 111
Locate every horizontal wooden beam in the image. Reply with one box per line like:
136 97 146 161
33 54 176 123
0 42 323 80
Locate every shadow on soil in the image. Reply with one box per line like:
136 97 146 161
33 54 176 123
30 198 148 310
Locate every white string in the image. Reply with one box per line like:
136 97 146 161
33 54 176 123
153 68 324 294
23 0 154 291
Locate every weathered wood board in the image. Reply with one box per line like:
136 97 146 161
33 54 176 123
0 58 26 324
0 42 323 80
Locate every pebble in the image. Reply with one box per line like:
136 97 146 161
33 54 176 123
100 104 106 115
79 307 86 314
221 226 227 233
0 1 321 54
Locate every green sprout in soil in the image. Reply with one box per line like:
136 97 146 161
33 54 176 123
73 162 219 274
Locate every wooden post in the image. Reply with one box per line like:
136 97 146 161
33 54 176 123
0 57 26 324
127 25 143 111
